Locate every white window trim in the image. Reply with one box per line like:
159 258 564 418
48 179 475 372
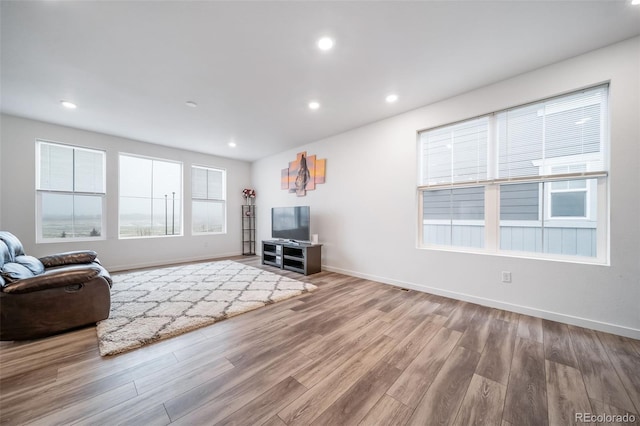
547 186 589 220
35 139 106 243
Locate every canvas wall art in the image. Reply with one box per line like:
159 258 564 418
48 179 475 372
281 152 326 196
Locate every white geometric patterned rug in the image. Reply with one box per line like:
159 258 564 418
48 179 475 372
96 260 317 356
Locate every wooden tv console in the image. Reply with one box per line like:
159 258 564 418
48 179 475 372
261 240 322 276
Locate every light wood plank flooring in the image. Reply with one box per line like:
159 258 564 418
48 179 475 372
1 256 639 425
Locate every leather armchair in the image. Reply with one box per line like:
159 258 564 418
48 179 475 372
0 231 112 340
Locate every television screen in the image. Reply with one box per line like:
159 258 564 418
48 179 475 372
272 206 310 241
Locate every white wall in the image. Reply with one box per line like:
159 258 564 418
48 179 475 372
252 36 640 338
0 115 252 271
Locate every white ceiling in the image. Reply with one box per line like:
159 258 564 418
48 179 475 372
2 1 639 162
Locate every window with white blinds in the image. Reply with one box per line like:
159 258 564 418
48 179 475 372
36 140 105 241
418 85 609 262
419 117 488 185
192 166 226 234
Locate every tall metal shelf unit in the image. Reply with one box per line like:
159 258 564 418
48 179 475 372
242 204 256 255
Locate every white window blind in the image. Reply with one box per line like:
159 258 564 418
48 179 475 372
38 143 105 193
497 86 607 179
39 143 73 191
419 116 488 186
192 167 224 200
192 167 207 199
192 166 226 234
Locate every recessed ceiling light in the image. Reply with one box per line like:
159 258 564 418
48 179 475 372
632 0 640 5
228 142 237 148
185 101 198 108
60 100 77 109
385 94 398 103
317 37 334 51
308 101 320 110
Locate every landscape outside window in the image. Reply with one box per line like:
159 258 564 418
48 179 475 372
119 154 182 238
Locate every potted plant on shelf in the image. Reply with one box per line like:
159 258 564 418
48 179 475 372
242 188 256 206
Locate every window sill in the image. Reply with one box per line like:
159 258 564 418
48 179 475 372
37 236 105 244
417 244 609 266
118 234 183 240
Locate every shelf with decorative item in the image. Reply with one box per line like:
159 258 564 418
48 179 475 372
242 188 256 205
242 189 256 255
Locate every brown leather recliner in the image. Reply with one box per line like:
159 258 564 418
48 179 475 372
0 231 112 340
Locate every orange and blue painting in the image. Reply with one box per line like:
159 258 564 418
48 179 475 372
281 152 326 196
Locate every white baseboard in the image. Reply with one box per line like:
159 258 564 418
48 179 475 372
107 251 243 273
322 264 640 340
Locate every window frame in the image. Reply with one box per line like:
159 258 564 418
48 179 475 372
548 183 589 220
545 164 591 221
35 139 106 243
191 165 227 235
118 153 184 239
417 85 609 264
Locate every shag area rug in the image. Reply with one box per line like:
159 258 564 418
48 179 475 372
96 260 317 356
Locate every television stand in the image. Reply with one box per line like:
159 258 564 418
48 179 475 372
262 240 322 275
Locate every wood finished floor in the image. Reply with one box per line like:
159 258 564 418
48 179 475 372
1 256 639 426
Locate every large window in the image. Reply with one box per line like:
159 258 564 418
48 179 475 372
192 166 226 234
418 85 608 262
119 154 182 238
36 140 105 242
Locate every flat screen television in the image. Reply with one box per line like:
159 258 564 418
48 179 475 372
271 206 310 242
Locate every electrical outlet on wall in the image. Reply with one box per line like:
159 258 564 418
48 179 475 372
501 271 512 283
